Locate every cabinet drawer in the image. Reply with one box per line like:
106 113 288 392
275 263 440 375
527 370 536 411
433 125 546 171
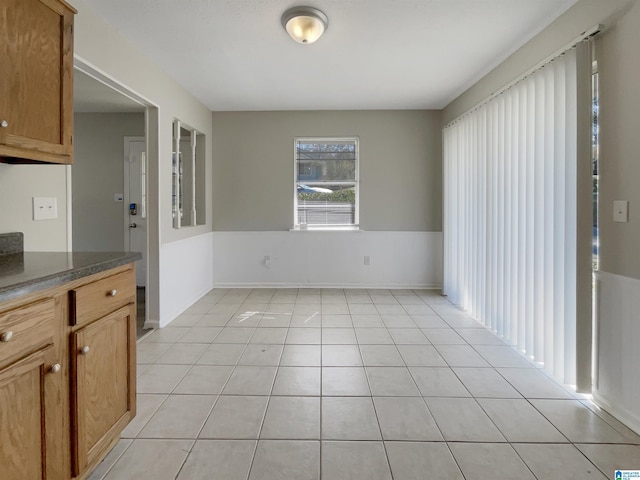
0 299 55 368
71 270 135 327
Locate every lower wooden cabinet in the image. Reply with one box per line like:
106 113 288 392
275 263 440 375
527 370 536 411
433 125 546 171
0 263 137 480
71 304 136 476
0 346 55 480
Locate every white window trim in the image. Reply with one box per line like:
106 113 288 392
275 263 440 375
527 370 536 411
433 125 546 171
290 225 362 232
293 136 360 230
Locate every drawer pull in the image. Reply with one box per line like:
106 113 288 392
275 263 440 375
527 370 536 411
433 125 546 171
0 120 8 128
50 363 62 374
0 331 13 342
80 346 90 355
108 289 118 297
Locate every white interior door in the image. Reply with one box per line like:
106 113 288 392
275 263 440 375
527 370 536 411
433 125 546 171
124 138 147 287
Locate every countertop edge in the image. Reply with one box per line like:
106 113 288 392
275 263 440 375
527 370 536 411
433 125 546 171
0 252 142 304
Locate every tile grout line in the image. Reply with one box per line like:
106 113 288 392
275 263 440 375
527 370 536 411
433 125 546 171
578 400 640 442
165 291 232 480
319 308 323 480
89 439 133 480
400 295 526 478
218 289 261 480
353 290 397 479
175 293 254 479
469 398 549 480
244 294 296 480
319 294 326 480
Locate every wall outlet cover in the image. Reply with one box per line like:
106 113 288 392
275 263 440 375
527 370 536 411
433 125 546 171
33 197 58 221
613 200 629 223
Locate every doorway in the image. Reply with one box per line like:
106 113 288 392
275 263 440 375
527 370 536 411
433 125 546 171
72 65 153 339
124 137 147 287
125 137 149 338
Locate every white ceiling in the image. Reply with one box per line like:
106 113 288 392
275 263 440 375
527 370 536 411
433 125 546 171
82 0 577 111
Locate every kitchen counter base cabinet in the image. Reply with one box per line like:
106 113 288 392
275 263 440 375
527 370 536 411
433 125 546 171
0 345 55 480
0 263 137 480
72 304 136 477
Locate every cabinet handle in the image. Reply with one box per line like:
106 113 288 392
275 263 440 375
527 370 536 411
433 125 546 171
108 289 117 297
0 120 7 128
80 346 90 355
0 331 13 342
50 363 62 374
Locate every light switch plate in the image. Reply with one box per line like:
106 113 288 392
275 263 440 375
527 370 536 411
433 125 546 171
114 193 124 202
613 200 629 223
33 197 58 220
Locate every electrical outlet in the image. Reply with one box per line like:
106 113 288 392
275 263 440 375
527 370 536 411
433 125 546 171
264 255 271 268
364 255 371 266
33 197 58 220
613 200 629 223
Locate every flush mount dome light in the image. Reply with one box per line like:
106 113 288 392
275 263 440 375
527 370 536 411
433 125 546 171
281 6 328 44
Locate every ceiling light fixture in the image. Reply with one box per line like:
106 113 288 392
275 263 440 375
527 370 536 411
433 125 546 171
281 6 328 44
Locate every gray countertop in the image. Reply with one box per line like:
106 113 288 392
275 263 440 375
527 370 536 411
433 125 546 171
0 251 142 303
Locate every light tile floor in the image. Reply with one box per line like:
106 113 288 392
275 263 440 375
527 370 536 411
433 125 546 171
90 288 640 480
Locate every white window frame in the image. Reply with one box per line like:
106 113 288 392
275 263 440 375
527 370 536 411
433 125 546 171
293 136 360 230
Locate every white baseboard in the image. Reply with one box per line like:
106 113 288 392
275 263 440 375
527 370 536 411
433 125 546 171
212 282 442 290
592 391 640 436
143 319 160 330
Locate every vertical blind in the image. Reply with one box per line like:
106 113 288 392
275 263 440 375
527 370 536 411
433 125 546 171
443 48 578 384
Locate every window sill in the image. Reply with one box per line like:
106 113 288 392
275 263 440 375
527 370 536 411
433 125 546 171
290 225 361 232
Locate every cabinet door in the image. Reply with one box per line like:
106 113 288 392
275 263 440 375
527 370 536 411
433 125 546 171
71 304 136 476
0 0 75 164
0 346 55 480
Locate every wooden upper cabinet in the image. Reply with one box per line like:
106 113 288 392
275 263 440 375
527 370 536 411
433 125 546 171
0 0 76 164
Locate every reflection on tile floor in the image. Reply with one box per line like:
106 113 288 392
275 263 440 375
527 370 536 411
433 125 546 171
90 288 640 480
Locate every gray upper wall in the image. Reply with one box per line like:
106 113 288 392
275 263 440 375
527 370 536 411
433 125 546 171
443 0 636 124
212 110 442 232
73 112 145 251
597 0 640 279
442 0 639 279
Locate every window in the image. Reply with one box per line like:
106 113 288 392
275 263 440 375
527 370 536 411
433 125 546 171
294 137 359 228
172 119 206 229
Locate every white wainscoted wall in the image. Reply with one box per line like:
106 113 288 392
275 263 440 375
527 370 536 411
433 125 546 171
212 231 442 289
594 271 640 434
156 232 214 328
